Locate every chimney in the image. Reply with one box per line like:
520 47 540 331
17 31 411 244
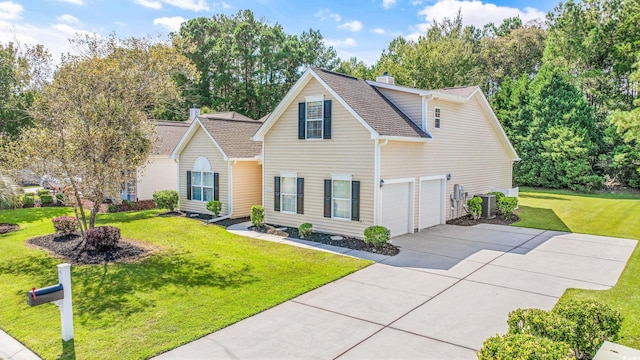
376 71 395 85
189 104 200 121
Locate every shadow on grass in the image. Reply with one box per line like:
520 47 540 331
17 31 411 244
519 193 570 201
0 207 70 225
59 339 75 360
95 210 161 225
520 187 640 200
515 205 571 232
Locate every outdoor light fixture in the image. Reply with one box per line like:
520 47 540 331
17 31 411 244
447 173 452 181
380 179 385 187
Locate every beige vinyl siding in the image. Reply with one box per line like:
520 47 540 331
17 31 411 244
231 161 262 218
136 156 178 200
263 78 375 238
381 93 513 226
178 126 229 214
377 88 422 127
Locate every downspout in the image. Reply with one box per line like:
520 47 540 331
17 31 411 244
175 157 180 210
373 138 389 225
228 160 235 218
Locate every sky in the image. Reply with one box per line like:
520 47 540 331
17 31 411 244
0 0 557 65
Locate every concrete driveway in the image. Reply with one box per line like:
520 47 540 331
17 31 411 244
155 224 636 360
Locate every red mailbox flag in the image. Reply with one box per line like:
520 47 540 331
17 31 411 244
31 287 37 300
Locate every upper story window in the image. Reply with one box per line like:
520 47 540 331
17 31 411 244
298 97 331 140
434 107 441 129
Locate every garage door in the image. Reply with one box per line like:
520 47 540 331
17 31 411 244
420 179 444 229
381 182 412 237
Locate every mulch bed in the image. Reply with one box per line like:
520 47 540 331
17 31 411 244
252 224 400 257
0 223 19 234
447 213 520 226
27 233 153 265
211 216 251 228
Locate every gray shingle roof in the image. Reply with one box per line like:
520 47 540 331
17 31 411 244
313 68 431 139
152 121 190 156
432 86 478 98
198 117 262 159
199 111 255 121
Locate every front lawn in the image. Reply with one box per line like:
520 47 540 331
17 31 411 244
0 208 370 359
517 188 640 348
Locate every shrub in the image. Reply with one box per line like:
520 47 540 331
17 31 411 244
498 197 518 218
40 193 53 205
0 175 21 209
23 192 34 197
21 195 34 207
363 225 390 248
507 308 576 345
206 200 222 217
153 190 179 212
56 193 64 204
299 223 313 238
250 205 265 227
37 189 50 196
107 200 156 213
552 299 623 359
467 196 482 220
85 226 121 251
477 334 572 360
488 191 506 201
52 216 79 235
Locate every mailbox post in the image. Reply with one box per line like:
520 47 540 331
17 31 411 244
26 263 74 342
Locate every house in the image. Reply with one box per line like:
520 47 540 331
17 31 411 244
121 120 190 201
170 112 262 218
252 68 519 238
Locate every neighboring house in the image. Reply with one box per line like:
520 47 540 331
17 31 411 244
170 112 262 218
252 68 519 238
121 120 190 201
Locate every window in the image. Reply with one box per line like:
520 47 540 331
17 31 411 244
434 107 441 129
306 99 323 139
281 176 297 213
191 171 214 202
332 179 351 219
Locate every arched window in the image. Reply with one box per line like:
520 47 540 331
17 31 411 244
190 157 215 202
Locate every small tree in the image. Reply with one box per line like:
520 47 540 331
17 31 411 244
467 196 482 219
206 200 222 217
153 190 179 212
250 205 264 227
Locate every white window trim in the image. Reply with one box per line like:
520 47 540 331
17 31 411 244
434 107 441 129
305 95 324 140
280 173 297 214
191 170 214 202
331 175 352 221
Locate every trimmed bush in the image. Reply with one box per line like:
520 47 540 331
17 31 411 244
40 193 53 205
85 226 121 251
477 334 572 360
468 196 482 220
153 190 179 212
37 189 50 196
498 196 518 218
52 216 79 235
488 191 506 201
552 299 623 359
251 205 265 227
507 308 576 345
299 223 313 238
206 200 222 217
21 195 34 207
107 200 156 213
23 192 34 197
364 225 390 248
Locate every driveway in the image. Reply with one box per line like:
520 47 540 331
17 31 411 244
154 224 636 360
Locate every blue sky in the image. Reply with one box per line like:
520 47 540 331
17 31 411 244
0 0 556 65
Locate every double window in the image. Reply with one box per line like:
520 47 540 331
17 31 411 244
191 171 214 202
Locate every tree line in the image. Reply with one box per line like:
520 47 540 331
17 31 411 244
1 2 639 192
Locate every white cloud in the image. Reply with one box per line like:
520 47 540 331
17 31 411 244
314 8 341 22
134 0 163 9
56 14 80 24
417 0 545 29
337 20 363 32
153 16 185 32
161 0 209 12
324 37 357 48
213 1 231 9
410 0 424 5
57 0 84 5
0 1 23 20
372 27 386 34
382 0 397 9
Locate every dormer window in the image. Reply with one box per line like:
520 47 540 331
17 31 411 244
298 96 332 140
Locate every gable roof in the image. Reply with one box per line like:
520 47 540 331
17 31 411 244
170 114 262 160
152 121 190 156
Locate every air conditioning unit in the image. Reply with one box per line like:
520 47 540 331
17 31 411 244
478 194 496 219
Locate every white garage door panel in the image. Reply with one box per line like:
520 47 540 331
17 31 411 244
420 179 443 229
381 182 411 237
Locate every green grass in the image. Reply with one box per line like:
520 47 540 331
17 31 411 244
516 188 640 348
0 208 370 359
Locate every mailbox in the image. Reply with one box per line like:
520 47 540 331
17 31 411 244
26 284 64 307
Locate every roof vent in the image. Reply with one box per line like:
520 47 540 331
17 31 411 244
376 72 395 85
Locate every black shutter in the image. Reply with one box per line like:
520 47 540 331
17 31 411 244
186 171 192 200
323 100 332 139
351 181 360 221
324 179 332 218
297 178 304 214
298 102 306 139
274 176 281 211
214 172 219 201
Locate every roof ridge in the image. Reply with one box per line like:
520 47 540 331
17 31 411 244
313 67 359 81
198 117 261 124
